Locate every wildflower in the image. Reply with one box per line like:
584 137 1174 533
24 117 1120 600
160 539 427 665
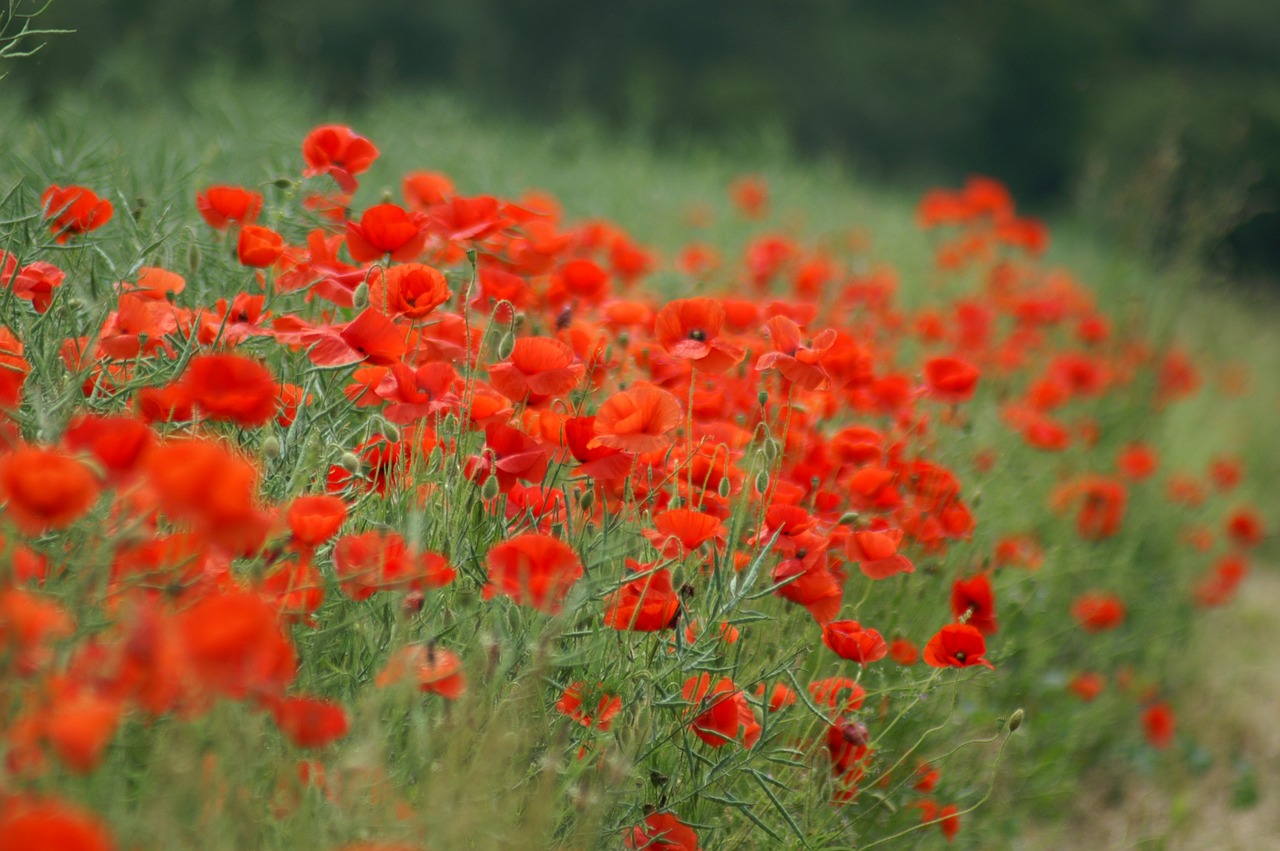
603 561 680 631
196 185 263 228
624 812 701 850
345 203 427 263
1070 592 1126 632
484 532 583 614
821 621 888 666
302 124 379 192
654 297 745 374
590 383 682 454
375 644 466 699
366 263 450 319
487 337 584 406
923 356 980 404
0 446 100 534
0 797 116 851
181 353 279 428
42 185 113 243
923 623 994 669
950 573 999 635
681 673 760 749
555 682 622 731
269 696 351 748
237 225 286 267
1142 701 1176 750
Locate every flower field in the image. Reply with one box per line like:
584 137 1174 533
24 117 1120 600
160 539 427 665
0 96 1274 850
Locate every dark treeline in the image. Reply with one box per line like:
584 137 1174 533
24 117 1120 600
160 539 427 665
11 0 1280 276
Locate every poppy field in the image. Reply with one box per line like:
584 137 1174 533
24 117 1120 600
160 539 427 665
0 92 1275 850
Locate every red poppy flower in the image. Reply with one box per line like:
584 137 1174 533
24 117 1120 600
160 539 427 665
653 297 745 374
484 532 583 614
487 337 584 406
1068 671 1105 702
9 260 65 313
555 682 622 731
42 185 113 243
681 673 760 749
590 383 682 454
950 574 998 635
180 353 279 428
269 695 350 748
624 813 701 851
1226 506 1265 548
808 677 867 714
603 560 680 631
1142 701 1176 749
0 797 116 851
367 263 450 319
923 356 980 404
176 590 296 699
1117 443 1159 481
0 446 100 534
889 638 919 666
42 689 122 774
196 185 263 228
729 174 769 219
286 495 348 547
238 225 286 267
923 623 994 669
375 644 466 699
755 315 835 390
302 124 379 192
822 620 888 666
333 531 436 601
346 203 428 263
643 508 725 558
1070 592 1125 632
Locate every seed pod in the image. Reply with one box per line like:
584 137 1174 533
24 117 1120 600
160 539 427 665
757 390 769 408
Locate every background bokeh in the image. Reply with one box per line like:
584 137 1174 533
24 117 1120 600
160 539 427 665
8 0 1280 278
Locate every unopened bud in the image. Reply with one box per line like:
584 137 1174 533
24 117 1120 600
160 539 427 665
579 488 596 512
352 282 370 311
762 437 780 462
1008 708 1024 733
757 390 769 408
480 474 501 501
718 476 731 499
755 470 770 494
382 423 401 443
261 435 282 460
187 242 202 276
497 331 515 361
272 177 295 189
837 511 861 525
340 451 363 474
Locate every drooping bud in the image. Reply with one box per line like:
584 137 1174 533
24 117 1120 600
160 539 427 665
382 423 401 443
1008 708 1024 733
352 281 370 311
340 451 363 474
480 474 501 501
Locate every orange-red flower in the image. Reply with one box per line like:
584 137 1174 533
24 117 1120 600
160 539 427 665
603 560 680 631
269 695 351 748
590 383 681 454
822 620 888 666
653 297 745 374
555 682 622 731
950 573 998 635
643 508 724 558
366 263 450 319
302 124 379 192
0 446 100 534
0 797 116 851
484 532 583 614
286 495 348 548
1142 701 1176 749
180 353 279 428
346 204 428 263
923 623 993 669
624 813 701 851
196 185 263 228
487 337 584 405
1070 592 1125 632
681 673 760 749
42 185 113 243
375 644 466 699
924 356 980 404
238 225 286 267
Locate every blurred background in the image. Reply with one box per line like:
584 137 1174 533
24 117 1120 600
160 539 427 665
6 0 1280 283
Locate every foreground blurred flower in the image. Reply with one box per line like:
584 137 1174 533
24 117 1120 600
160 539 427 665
603 560 680 631
375 644 466 699
0 446 100 534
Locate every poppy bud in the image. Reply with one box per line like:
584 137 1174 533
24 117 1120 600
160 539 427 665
480 474 501 501
352 281 370 310
838 511 860 525
187 241 202 276
262 435 282 460
497 331 515 361
1008 708 1024 733
382 424 401 443
273 177 295 189
339 451 363 474
718 476 731 499
755 470 770 494
758 390 769 408
579 488 595 512
441 413 459 435
426 446 443 473
763 438 779 462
